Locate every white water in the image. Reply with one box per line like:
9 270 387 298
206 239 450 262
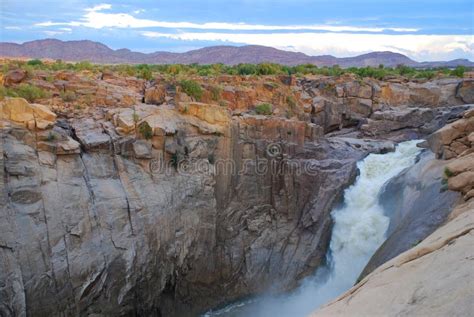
205 140 422 317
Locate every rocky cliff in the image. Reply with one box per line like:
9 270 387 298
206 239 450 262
1 67 473 316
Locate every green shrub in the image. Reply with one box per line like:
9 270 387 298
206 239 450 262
139 122 153 139
237 64 257 75
74 61 94 71
444 167 454 178
27 59 43 66
60 90 77 102
138 67 153 80
286 95 296 108
257 63 281 75
179 80 203 101
450 66 466 78
10 84 50 102
210 85 222 101
255 103 273 115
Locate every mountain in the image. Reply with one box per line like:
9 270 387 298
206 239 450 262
1 39 472 68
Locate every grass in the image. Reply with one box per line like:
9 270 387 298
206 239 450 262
179 79 203 101
444 167 454 178
139 122 153 139
255 103 273 115
60 90 77 102
0 84 50 102
210 85 222 101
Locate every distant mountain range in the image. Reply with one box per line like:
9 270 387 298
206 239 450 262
1 39 473 68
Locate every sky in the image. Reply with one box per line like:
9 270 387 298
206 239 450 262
1 0 473 61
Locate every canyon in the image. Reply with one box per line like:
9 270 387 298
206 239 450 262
1 64 473 317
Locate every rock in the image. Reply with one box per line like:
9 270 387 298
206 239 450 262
132 140 152 159
427 109 474 159
362 107 434 138
178 102 230 125
456 80 474 103
446 152 474 175
1 97 56 129
448 171 474 193
71 119 110 150
3 69 27 86
144 85 166 105
311 202 474 317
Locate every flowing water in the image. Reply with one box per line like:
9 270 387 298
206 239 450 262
205 140 422 317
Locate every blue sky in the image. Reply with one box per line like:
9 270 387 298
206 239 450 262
1 0 473 61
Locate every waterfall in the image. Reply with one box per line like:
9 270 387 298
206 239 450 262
205 140 422 317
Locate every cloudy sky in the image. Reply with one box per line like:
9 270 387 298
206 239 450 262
1 0 473 61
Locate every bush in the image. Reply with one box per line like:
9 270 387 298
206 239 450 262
256 63 281 75
444 167 454 178
137 65 153 80
255 103 273 115
210 85 222 101
139 122 153 139
74 61 94 71
236 64 257 75
27 59 43 66
60 90 77 102
9 84 50 102
450 66 466 78
179 80 203 100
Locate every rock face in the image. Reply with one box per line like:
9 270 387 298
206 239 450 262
1 69 473 316
0 97 56 130
311 200 474 317
427 108 474 159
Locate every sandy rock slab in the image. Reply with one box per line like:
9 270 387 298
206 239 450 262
311 201 474 317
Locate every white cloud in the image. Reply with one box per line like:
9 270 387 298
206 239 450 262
141 31 474 61
34 4 418 32
5 26 21 30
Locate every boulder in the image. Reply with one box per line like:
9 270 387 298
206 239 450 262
144 85 166 105
1 97 56 129
448 171 474 193
456 80 474 103
3 69 27 86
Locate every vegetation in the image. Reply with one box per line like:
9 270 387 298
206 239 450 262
255 103 273 115
60 90 77 102
138 122 153 139
179 79 203 100
1 59 471 84
210 85 222 101
0 84 50 102
444 167 454 178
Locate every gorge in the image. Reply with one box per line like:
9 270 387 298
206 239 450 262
0 61 473 317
